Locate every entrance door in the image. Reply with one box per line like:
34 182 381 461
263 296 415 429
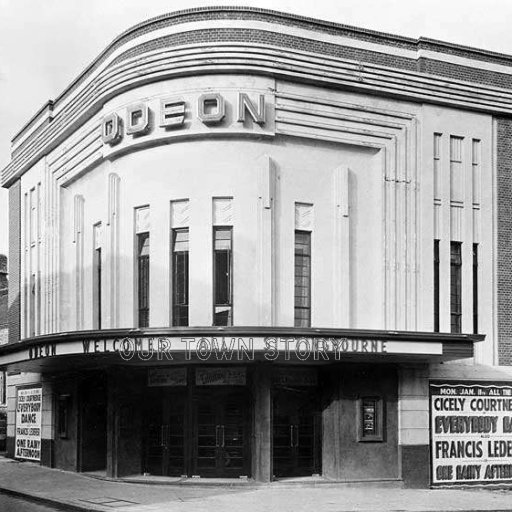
80 376 107 472
194 390 250 477
273 388 321 478
143 391 185 476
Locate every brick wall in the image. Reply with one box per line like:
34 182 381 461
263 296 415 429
8 181 20 344
497 118 512 366
50 7 512 109
0 253 7 346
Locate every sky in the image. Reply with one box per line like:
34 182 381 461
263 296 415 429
1 0 512 256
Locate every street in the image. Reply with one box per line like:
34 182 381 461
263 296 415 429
0 493 61 512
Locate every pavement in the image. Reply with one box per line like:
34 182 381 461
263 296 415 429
0 456 511 512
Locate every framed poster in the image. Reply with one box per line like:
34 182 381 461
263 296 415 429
15 387 42 461
430 381 512 486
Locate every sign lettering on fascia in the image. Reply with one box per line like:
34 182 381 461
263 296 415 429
101 91 266 145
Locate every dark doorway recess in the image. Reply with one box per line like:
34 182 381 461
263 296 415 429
79 374 107 472
272 387 322 478
193 389 251 478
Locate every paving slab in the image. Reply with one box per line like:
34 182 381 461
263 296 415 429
0 456 511 512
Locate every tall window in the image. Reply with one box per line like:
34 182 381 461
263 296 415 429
93 223 102 329
0 371 5 405
294 231 311 327
473 244 478 334
172 228 189 326
135 206 150 327
450 242 462 333
137 232 150 327
434 240 440 332
29 273 36 337
213 227 232 326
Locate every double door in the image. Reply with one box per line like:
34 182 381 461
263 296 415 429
143 391 185 476
143 388 250 478
194 390 250 477
273 388 321 478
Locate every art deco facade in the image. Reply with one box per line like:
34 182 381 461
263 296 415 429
1 7 512 486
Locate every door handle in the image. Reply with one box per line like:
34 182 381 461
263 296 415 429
160 425 168 448
290 425 294 447
160 425 165 447
220 425 225 447
215 425 220 447
294 425 299 448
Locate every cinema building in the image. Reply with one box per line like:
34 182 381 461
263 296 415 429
2 7 512 487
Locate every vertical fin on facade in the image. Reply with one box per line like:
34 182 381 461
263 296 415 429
332 166 350 328
257 155 276 325
8 181 21 343
107 173 120 328
73 195 84 330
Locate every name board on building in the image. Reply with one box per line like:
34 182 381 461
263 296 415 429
430 381 512 486
12 334 446 366
15 387 42 461
274 368 318 387
101 90 271 148
196 367 246 386
148 367 187 387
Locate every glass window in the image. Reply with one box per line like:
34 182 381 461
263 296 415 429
473 243 478 334
93 223 102 330
137 232 150 327
172 228 189 327
450 242 462 333
434 240 440 332
213 227 232 326
294 231 311 327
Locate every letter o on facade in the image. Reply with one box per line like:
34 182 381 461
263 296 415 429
126 103 149 135
197 93 225 125
101 112 122 145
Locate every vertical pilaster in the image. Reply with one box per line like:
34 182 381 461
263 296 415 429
106 369 119 478
257 155 276 325
384 144 396 329
321 368 342 479
8 181 21 343
332 166 350 328
398 365 430 488
252 365 272 482
106 173 120 328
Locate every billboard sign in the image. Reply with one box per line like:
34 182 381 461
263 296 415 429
430 381 512 486
15 387 42 461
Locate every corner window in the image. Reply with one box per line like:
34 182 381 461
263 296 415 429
473 243 478 334
172 228 189 326
434 240 440 332
294 231 311 327
137 232 150 327
93 223 102 330
450 242 462 333
213 227 232 326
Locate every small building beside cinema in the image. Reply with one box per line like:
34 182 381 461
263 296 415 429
2 7 512 487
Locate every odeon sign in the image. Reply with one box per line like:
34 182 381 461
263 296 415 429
101 91 266 146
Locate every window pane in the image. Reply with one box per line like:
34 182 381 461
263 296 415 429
214 251 230 305
473 244 478 334
173 230 189 252
294 230 311 327
213 227 232 326
434 240 440 332
450 242 462 334
172 229 189 326
137 232 150 328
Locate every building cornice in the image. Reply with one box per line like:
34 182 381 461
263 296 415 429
4 7 512 187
